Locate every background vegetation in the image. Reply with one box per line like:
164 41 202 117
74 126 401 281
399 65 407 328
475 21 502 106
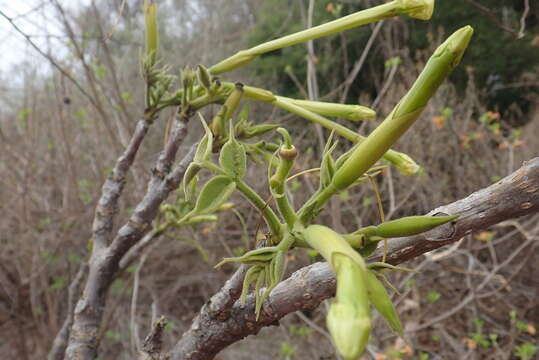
0 0 537 359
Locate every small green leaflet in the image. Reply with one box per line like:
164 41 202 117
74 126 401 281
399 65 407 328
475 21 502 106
194 114 213 163
219 123 247 179
192 175 236 215
182 162 201 199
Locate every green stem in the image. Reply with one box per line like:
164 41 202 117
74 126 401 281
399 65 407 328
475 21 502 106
203 161 282 237
331 26 473 191
220 82 421 176
209 0 433 75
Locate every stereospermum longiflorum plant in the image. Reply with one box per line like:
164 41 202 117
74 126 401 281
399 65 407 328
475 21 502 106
148 0 473 358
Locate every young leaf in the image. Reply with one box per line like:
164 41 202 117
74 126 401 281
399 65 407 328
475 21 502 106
243 124 281 138
365 269 403 335
182 162 201 199
194 114 213 163
193 175 236 215
320 141 338 188
219 136 247 179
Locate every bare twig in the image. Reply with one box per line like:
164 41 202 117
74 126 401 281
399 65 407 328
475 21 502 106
463 0 519 37
518 0 531 39
339 21 384 103
0 9 97 108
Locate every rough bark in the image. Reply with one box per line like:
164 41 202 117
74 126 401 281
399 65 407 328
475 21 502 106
169 157 539 360
62 117 194 360
48 264 89 360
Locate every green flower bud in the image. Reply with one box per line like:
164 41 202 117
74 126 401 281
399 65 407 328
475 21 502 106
290 99 376 122
328 252 371 360
374 214 459 238
209 0 436 75
143 0 159 66
331 26 473 191
184 215 218 225
384 151 422 176
397 0 435 20
197 64 212 90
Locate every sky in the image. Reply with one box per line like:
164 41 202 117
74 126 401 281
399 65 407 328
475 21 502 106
0 0 91 75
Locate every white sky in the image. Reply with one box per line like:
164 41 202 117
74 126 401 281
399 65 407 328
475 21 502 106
0 0 91 75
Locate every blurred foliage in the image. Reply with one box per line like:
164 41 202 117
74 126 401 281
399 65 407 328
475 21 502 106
248 0 539 123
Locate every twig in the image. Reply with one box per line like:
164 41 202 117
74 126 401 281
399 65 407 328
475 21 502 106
138 316 168 360
517 0 531 39
0 9 97 108
339 21 384 103
463 0 519 37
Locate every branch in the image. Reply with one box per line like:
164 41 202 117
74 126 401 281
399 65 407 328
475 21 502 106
63 117 194 360
138 316 168 360
93 119 151 249
169 157 539 360
47 263 88 360
463 0 519 37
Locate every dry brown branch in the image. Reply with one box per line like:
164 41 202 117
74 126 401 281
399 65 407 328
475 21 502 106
47 263 88 360
138 316 168 360
169 157 539 360
57 114 195 359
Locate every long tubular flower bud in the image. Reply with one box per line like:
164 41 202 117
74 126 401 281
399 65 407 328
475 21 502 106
219 81 421 176
287 98 376 122
374 214 459 238
331 26 473 191
144 0 159 66
301 225 371 359
209 0 435 75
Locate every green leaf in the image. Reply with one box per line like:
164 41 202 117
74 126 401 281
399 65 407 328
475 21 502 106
219 137 246 179
243 124 280 138
427 290 441 303
194 114 213 163
365 270 403 335
320 139 337 188
182 162 201 199
196 64 212 90
49 276 67 290
193 175 236 215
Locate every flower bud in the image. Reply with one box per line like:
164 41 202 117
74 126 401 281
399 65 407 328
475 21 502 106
144 0 159 66
374 214 459 238
327 302 371 360
397 0 435 20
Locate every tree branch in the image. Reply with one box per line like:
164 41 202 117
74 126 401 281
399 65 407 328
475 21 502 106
47 263 88 360
63 117 194 360
169 157 539 360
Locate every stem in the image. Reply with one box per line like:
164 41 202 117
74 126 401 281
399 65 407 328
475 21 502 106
220 81 421 176
272 96 420 175
331 26 473 191
203 161 282 237
209 1 425 75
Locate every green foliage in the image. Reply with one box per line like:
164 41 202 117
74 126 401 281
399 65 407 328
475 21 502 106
514 343 538 360
426 290 441 303
280 341 296 359
148 1 473 358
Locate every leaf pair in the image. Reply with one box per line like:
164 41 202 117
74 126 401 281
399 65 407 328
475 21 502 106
242 250 287 320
